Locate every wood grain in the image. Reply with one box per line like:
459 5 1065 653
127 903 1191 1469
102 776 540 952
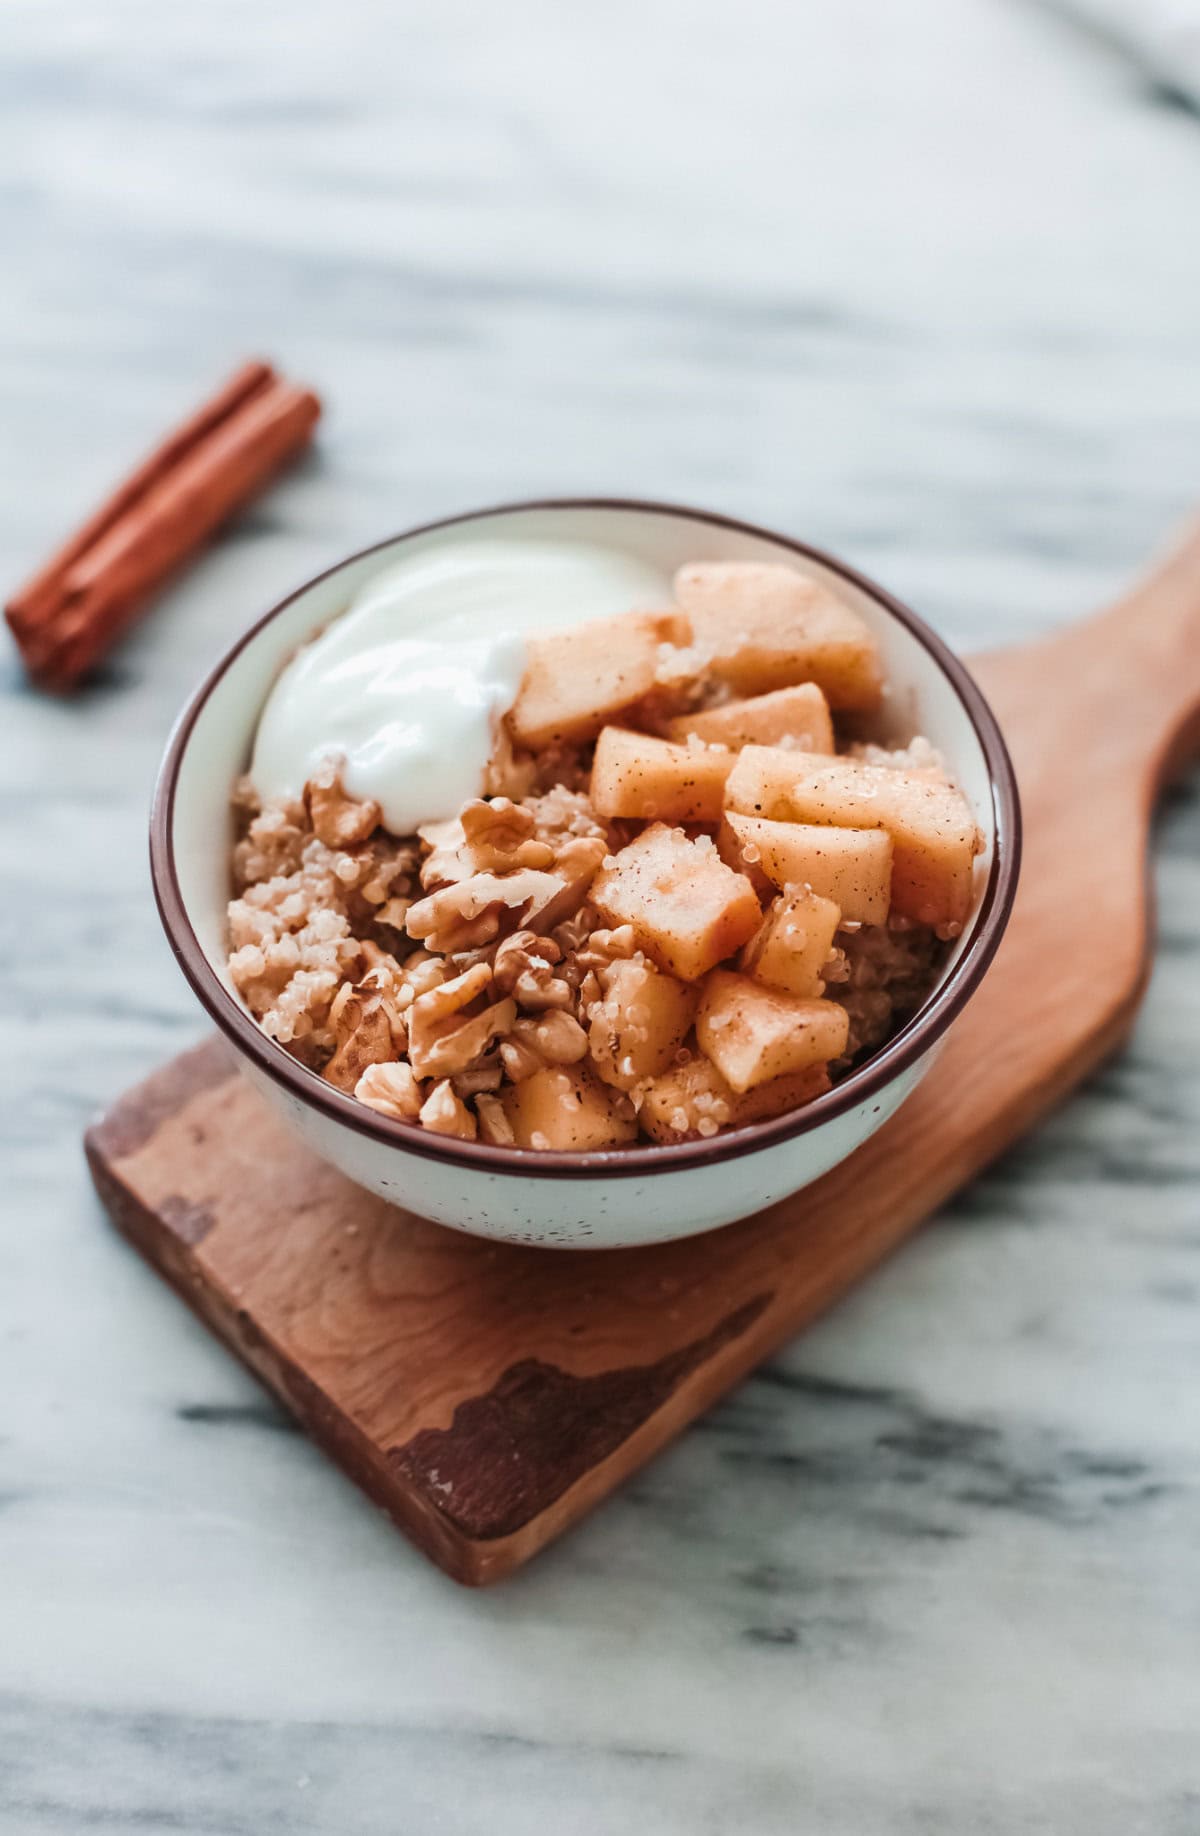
86 526 1200 1584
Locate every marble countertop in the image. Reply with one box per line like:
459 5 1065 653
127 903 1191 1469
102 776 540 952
3 1 1199 1830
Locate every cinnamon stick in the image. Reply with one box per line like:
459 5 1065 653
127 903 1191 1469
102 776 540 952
5 360 321 689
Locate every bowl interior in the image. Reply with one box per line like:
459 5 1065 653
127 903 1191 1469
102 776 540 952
168 501 999 1072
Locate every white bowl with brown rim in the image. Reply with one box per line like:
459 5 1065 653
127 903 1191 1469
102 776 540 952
150 499 1020 1249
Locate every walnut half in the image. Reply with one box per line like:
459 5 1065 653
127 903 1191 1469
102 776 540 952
419 1079 477 1139
492 930 574 1011
354 1061 423 1119
305 760 381 850
405 869 563 956
407 962 517 1079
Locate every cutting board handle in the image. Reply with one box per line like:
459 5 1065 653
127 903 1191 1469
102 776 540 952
1056 517 1200 786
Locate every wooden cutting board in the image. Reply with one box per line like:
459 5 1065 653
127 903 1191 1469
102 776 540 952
87 527 1200 1584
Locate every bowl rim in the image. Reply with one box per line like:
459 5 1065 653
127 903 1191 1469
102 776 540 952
150 495 1022 1182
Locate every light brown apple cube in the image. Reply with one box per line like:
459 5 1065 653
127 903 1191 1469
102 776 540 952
779 759 981 929
672 562 882 708
588 958 698 1090
638 1053 831 1143
724 812 893 924
666 682 834 753
740 888 842 998
725 744 823 819
716 815 774 902
500 1064 637 1150
696 969 849 1094
508 609 685 749
590 726 734 823
590 823 761 981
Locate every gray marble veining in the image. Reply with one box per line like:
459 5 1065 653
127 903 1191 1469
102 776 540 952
2 1 1199 1830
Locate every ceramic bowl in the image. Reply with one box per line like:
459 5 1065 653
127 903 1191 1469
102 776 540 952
151 499 1020 1248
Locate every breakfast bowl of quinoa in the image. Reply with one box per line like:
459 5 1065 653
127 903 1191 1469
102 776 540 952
150 499 1020 1248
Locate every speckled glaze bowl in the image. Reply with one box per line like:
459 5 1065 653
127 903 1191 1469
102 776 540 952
150 499 1020 1248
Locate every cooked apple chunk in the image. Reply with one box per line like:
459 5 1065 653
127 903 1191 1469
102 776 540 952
508 609 685 749
500 1064 638 1150
725 744 823 819
639 1053 831 1143
724 812 893 924
591 823 761 981
740 888 842 998
591 726 734 823
588 958 698 1090
696 970 849 1094
771 757 981 929
716 815 773 902
666 682 834 754
672 562 882 709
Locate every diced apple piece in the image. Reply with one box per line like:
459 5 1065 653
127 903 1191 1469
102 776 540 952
667 683 834 753
588 958 698 1090
696 970 849 1094
672 562 882 708
591 823 761 981
500 1064 637 1150
649 608 694 648
724 812 893 924
774 758 981 929
716 816 773 902
725 744 825 819
508 609 685 749
590 726 734 823
639 1052 831 1143
741 888 842 998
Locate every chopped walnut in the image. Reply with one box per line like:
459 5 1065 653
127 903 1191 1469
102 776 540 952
344 947 410 1050
408 963 517 1079
557 833 610 873
515 966 574 1011
475 1092 516 1146
451 1051 505 1098
576 968 602 1012
497 1036 542 1083
416 817 464 889
418 999 516 1077
418 798 554 889
525 1009 589 1063
575 925 638 972
419 1079 477 1140
494 929 556 986
444 944 500 978
552 902 604 956
413 958 492 1017
405 868 563 955
460 798 555 873
519 836 608 934
354 1061 423 1119
305 760 381 850
492 929 573 1010
399 950 447 1000
323 988 397 1092
375 896 412 932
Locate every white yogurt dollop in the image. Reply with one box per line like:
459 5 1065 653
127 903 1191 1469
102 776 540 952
250 537 669 834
